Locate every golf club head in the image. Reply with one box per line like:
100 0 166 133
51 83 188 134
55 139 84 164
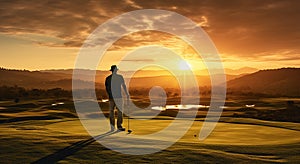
127 129 132 134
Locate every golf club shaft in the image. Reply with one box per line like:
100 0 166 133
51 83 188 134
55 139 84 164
128 99 130 130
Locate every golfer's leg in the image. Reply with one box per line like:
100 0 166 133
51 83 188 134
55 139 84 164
117 108 123 128
109 99 115 130
116 99 123 128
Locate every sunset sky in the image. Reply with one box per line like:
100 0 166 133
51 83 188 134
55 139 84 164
1 0 300 72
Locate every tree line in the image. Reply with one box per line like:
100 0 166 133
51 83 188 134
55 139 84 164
0 85 111 102
0 85 71 101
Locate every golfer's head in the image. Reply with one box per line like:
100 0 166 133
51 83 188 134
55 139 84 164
110 65 118 73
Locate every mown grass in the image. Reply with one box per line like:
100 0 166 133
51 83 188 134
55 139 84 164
0 98 299 163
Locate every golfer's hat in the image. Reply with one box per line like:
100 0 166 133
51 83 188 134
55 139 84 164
110 65 118 71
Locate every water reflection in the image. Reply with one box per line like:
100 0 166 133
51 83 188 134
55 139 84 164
51 102 65 106
150 104 235 111
151 104 210 111
100 99 109 102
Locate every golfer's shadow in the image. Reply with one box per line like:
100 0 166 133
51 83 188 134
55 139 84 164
32 130 120 164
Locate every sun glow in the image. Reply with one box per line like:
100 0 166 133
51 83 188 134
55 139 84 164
178 60 191 70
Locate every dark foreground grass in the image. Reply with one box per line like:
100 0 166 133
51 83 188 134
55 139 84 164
58 140 300 163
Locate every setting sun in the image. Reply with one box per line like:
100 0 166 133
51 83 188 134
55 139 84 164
178 60 191 70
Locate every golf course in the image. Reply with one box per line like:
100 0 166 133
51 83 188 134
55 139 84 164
1 98 299 163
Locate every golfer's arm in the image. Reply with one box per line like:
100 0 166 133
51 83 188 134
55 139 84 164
122 83 129 97
105 79 111 96
105 80 109 92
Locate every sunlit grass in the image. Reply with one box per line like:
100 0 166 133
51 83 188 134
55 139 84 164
0 98 299 163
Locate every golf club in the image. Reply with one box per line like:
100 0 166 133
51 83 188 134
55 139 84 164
127 98 132 134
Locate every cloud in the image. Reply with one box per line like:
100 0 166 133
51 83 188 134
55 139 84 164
124 0 143 9
0 1 114 47
196 1 300 55
253 50 300 61
121 59 155 62
0 0 299 60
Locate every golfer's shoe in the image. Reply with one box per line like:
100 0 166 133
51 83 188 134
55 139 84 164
110 125 115 132
117 127 126 131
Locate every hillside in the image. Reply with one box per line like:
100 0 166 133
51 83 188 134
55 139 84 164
0 68 96 90
0 68 68 89
228 68 300 96
2 68 299 96
225 67 258 75
0 68 243 90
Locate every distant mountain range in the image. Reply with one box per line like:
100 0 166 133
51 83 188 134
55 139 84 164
195 67 258 75
225 67 258 75
1 67 299 96
0 67 245 89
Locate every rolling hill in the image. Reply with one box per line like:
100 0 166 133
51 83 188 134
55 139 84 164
0 68 95 90
227 68 300 96
2 67 299 96
0 68 242 90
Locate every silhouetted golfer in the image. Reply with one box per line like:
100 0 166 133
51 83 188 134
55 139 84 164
105 65 129 131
